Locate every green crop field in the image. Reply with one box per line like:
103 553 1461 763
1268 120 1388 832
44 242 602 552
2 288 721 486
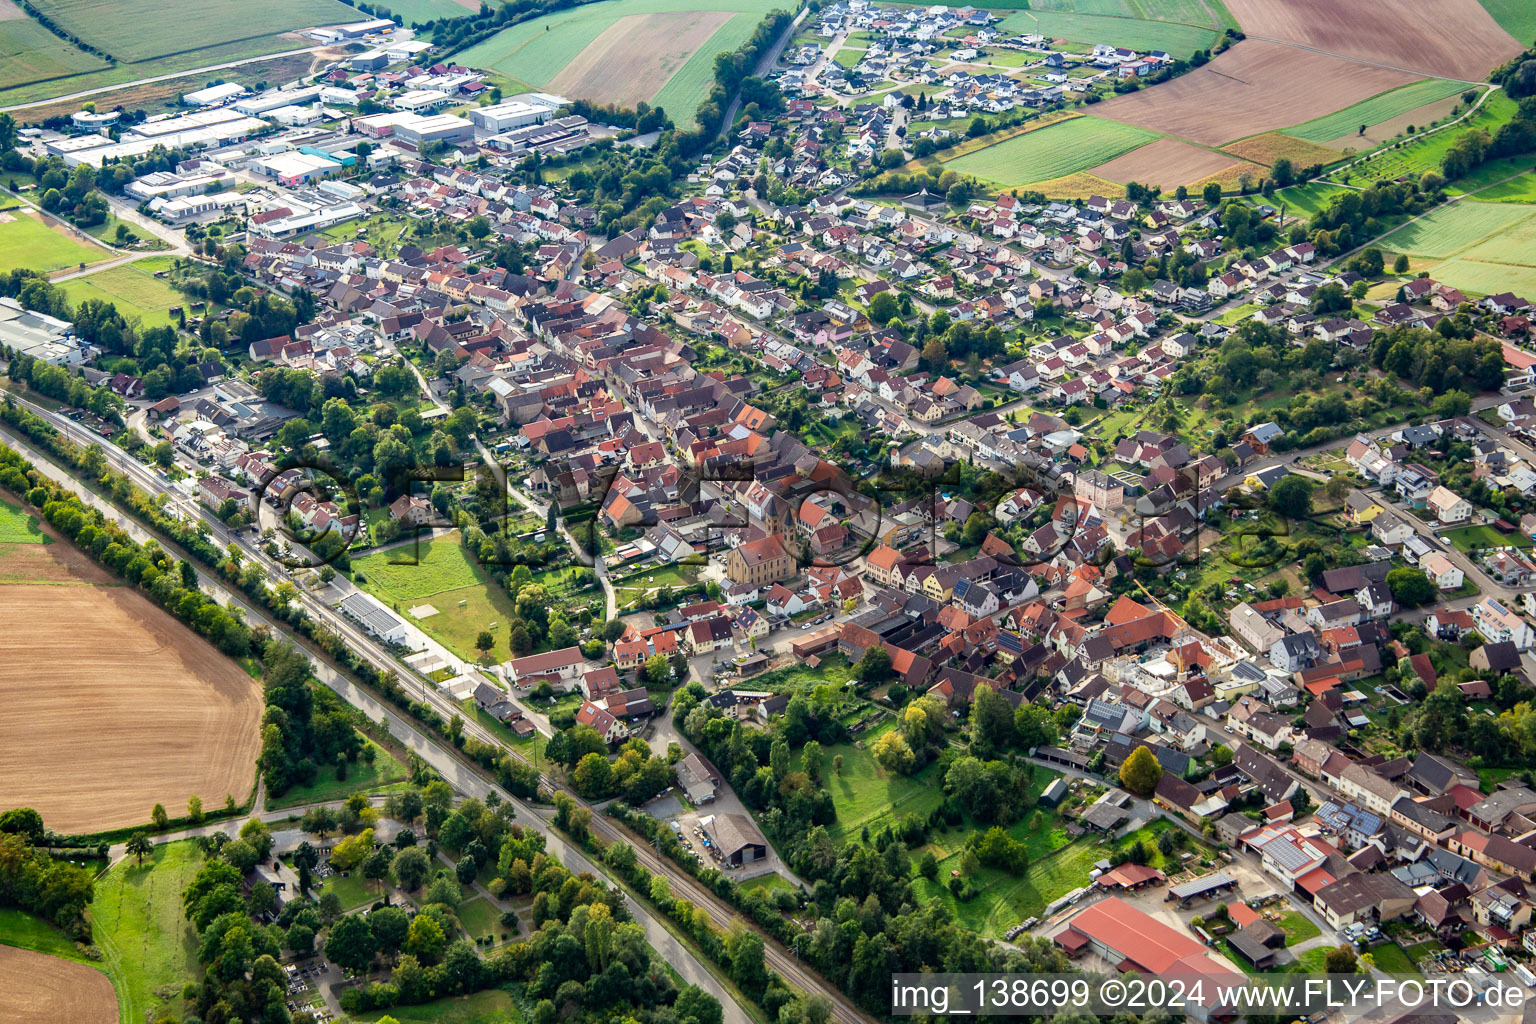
1377 200 1535 258
58 258 188 327
1476 0 1536 46
26 0 361 63
0 18 109 91
1287 79 1470 143
945 116 1159 186
1431 257 1536 297
453 0 776 125
91 840 205 1024
375 0 475 24
0 496 45 543
0 210 109 274
998 9 1216 55
1347 92 1519 186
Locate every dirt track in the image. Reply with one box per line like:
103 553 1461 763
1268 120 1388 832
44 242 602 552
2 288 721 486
1090 137 1258 189
548 10 732 106
1094 40 1417 146
0 947 117 1024
0 532 262 835
1222 0 1521 81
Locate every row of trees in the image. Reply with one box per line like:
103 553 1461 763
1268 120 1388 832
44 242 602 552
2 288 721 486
0 811 96 940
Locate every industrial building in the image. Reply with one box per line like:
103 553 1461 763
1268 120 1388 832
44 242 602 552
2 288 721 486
250 151 344 185
393 89 452 113
182 82 245 107
234 86 324 116
0 297 83 366
469 95 561 133
391 113 473 146
47 109 268 167
124 163 237 201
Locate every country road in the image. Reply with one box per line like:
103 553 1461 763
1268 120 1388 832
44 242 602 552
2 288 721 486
0 45 331 113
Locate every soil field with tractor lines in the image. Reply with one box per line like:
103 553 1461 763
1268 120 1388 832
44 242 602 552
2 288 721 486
1094 40 1418 146
0 499 262 834
1221 0 1521 80
0 946 116 1024
1089 136 1257 189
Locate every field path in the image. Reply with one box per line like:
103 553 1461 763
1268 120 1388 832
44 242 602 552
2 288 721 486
0 45 328 112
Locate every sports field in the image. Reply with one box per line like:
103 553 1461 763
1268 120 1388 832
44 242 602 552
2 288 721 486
0 507 262 834
26 0 359 62
1376 199 1535 258
944 116 1159 187
0 10 110 92
0 209 110 274
998 8 1216 54
453 0 777 124
1286 79 1471 143
58 257 187 327
353 530 521 662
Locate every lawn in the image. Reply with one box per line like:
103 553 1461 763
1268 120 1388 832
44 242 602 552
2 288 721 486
1370 941 1419 976
739 873 798 899
611 562 701 608
358 986 529 1024
1441 524 1533 553
944 116 1159 187
451 0 778 126
1286 79 1470 143
0 907 98 963
1265 181 1353 220
810 720 946 842
353 531 527 662
997 9 1216 54
58 257 188 327
90 840 205 1024
264 739 409 809
455 896 505 942
1376 199 1535 259
321 872 376 913
913 820 1206 938
833 46 866 69
1277 910 1320 946
1459 163 1536 202
0 17 110 91
0 209 110 274
27 0 361 62
0 495 45 544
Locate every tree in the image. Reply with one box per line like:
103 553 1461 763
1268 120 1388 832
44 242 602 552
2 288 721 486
324 913 377 974
1202 181 1223 207
392 845 431 891
644 654 670 687
405 914 446 963
151 803 169 830
868 291 899 324
970 685 1016 751
1270 157 1294 188
854 645 892 684
872 730 916 774
1119 745 1163 796
1325 944 1359 974
1386 567 1435 607
126 831 153 866
475 630 494 655
1267 475 1314 519
1393 253 1410 273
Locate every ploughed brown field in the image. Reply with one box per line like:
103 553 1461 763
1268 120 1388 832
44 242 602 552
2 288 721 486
1089 137 1259 189
0 513 262 835
1222 0 1521 81
1094 40 1418 146
0 946 117 1024
547 9 732 106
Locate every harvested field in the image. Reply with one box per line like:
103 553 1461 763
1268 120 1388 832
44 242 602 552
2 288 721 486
1221 0 1520 80
0 514 262 834
0 946 116 1024
548 10 732 106
1090 137 1256 189
1020 172 1126 198
1094 40 1416 147
1221 133 1341 169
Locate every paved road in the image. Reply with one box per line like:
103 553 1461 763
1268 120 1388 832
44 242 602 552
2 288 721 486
1 394 875 1024
720 7 808 132
0 46 332 113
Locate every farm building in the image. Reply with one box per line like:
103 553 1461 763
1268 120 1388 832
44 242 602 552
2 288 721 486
703 812 768 866
337 593 411 645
